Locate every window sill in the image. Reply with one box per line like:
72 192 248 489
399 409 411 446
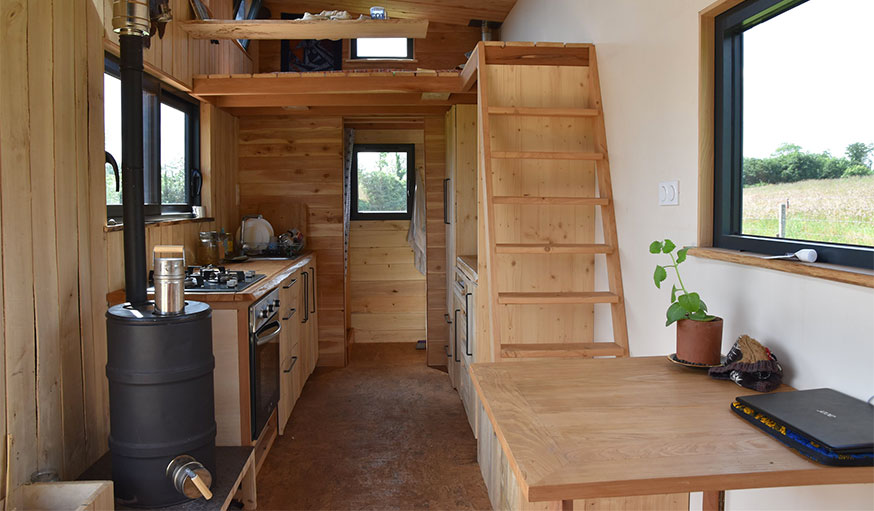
688 247 874 289
104 216 215 233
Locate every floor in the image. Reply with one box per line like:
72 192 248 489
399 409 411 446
256 343 491 510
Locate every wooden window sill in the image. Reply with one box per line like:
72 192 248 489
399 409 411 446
104 216 215 233
688 247 874 288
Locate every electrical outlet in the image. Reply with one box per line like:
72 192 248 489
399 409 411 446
659 181 679 206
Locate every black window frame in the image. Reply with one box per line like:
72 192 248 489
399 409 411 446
232 0 262 50
349 38 414 60
105 53 201 221
351 144 415 221
713 0 874 269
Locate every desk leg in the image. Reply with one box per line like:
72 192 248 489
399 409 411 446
703 491 724 511
561 500 574 511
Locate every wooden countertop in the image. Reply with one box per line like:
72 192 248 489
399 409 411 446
457 255 477 281
106 252 314 305
469 356 873 503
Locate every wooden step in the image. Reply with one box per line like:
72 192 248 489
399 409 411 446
493 196 610 206
500 342 625 359
498 292 620 305
488 106 600 117
492 151 604 160
495 243 613 255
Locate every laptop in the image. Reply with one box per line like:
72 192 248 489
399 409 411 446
737 388 874 454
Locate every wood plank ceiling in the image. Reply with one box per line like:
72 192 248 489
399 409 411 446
262 1 517 26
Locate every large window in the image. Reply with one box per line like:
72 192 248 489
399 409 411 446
104 55 200 219
351 144 415 220
713 0 873 269
350 38 414 60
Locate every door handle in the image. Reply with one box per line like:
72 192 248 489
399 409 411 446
465 293 473 357
301 271 309 323
309 266 316 314
284 356 298 373
453 309 460 363
254 321 282 346
443 178 450 224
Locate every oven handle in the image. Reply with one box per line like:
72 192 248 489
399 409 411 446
254 321 282 346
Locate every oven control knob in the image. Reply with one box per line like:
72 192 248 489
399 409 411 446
266 304 275 313
273 299 281 308
259 310 270 319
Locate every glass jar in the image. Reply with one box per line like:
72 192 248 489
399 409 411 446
197 231 221 266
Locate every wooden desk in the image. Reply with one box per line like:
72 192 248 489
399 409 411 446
470 356 873 510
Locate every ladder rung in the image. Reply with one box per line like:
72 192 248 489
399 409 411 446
495 243 613 255
492 151 604 161
500 342 625 359
493 196 610 206
498 292 620 305
489 106 601 117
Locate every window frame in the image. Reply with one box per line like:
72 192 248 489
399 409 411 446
349 38 415 60
104 53 201 221
712 0 874 269
350 144 416 221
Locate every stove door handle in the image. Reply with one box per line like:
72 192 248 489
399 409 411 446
254 321 281 346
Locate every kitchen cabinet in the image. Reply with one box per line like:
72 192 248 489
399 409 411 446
278 271 300 435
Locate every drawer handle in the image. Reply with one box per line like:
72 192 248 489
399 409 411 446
283 279 297 289
282 308 296 321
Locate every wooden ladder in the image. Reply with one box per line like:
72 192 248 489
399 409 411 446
473 42 629 361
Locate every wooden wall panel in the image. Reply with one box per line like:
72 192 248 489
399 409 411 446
238 116 347 366
0 0 247 491
350 221 426 343
424 117 449 365
102 0 255 90
201 104 241 232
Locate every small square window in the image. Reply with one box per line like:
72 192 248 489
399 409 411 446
350 38 414 59
351 144 415 220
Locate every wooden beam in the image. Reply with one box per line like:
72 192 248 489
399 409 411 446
179 18 429 40
212 92 475 108
193 74 463 96
459 43 479 91
226 105 451 117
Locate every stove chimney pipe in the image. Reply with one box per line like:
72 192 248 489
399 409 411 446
113 0 150 306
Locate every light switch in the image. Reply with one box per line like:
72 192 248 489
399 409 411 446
659 181 679 206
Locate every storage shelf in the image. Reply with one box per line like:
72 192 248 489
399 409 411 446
498 292 620 305
495 243 613 255
500 342 625 359
179 18 430 40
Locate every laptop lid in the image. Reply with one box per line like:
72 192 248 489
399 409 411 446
737 388 874 453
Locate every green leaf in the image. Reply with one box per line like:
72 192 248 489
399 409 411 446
662 239 676 253
649 241 663 254
670 284 678 303
666 302 688 326
653 265 667 288
677 292 701 313
699 299 708 312
676 247 688 263
690 312 718 322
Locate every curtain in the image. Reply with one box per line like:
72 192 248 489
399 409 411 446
407 167 426 275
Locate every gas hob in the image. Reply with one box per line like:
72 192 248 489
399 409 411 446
148 265 267 293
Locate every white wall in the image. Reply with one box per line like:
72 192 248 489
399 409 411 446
502 1 874 510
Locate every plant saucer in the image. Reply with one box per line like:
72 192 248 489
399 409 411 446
667 353 725 369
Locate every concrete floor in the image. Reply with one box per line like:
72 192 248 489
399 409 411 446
256 343 491 510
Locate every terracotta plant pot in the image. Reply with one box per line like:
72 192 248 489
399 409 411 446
676 317 723 365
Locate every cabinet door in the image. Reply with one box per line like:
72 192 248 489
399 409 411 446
277 275 295 435
291 341 302 403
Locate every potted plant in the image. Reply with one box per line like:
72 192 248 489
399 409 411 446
650 239 723 365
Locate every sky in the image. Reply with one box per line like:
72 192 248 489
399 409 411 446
743 0 874 159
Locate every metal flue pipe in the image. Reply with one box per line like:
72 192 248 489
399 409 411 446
113 0 150 306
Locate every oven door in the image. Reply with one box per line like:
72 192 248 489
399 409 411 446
250 313 281 441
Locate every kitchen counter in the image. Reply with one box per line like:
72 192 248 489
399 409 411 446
106 252 314 305
457 254 477 281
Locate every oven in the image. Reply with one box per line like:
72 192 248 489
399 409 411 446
249 287 281 441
